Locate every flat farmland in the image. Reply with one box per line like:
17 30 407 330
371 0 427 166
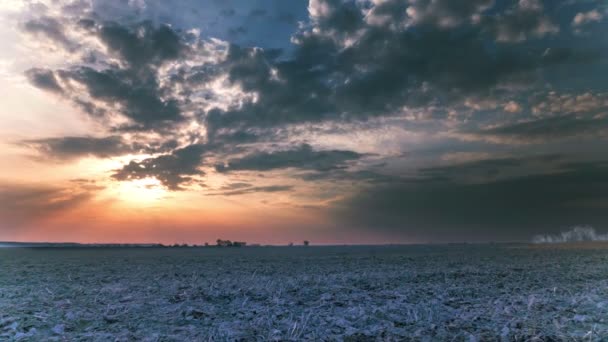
1 245 608 341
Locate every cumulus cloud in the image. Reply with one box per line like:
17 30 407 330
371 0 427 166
112 144 207 190
404 0 494 29
484 0 559 43
15 0 608 206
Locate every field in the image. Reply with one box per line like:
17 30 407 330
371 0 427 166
1 244 608 341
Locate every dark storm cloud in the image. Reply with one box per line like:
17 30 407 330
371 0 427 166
25 68 63 94
24 136 133 159
332 159 608 241
112 144 207 190
215 144 363 172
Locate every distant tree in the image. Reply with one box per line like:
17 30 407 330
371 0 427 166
303 240 309 246
216 239 233 247
288 242 294 247
204 242 209 247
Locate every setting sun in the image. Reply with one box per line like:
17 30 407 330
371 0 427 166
111 178 167 204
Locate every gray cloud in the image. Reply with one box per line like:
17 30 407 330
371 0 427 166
25 68 63 94
24 21 187 130
24 136 133 159
216 144 363 172
204 0 596 134
402 0 494 29
98 21 186 67
214 185 293 196
0 183 95 229
474 115 608 143
61 67 181 128
18 0 608 212
331 158 608 241
482 0 559 43
22 16 75 50
112 144 207 190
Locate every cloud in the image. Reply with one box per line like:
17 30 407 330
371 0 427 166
472 115 608 143
60 66 182 127
112 144 207 190
531 92 608 116
0 183 95 229
97 21 186 67
23 0 600 138
22 16 75 50
504 101 522 113
24 136 134 159
533 226 608 243
23 20 190 130
25 68 63 94
214 185 293 196
403 0 494 29
572 9 603 27
483 0 559 43
15 0 608 207
419 156 526 180
331 159 608 241
215 144 363 172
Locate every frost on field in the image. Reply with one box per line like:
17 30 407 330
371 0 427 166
1 245 608 340
532 226 608 244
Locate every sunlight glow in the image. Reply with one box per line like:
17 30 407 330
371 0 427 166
111 178 167 204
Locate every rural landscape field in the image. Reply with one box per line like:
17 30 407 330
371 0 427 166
2 244 608 341
1 0 608 340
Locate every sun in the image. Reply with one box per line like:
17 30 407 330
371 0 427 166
112 178 167 204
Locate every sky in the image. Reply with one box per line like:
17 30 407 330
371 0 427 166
0 0 607 244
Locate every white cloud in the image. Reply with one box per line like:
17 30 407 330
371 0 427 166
504 101 522 113
572 10 603 27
